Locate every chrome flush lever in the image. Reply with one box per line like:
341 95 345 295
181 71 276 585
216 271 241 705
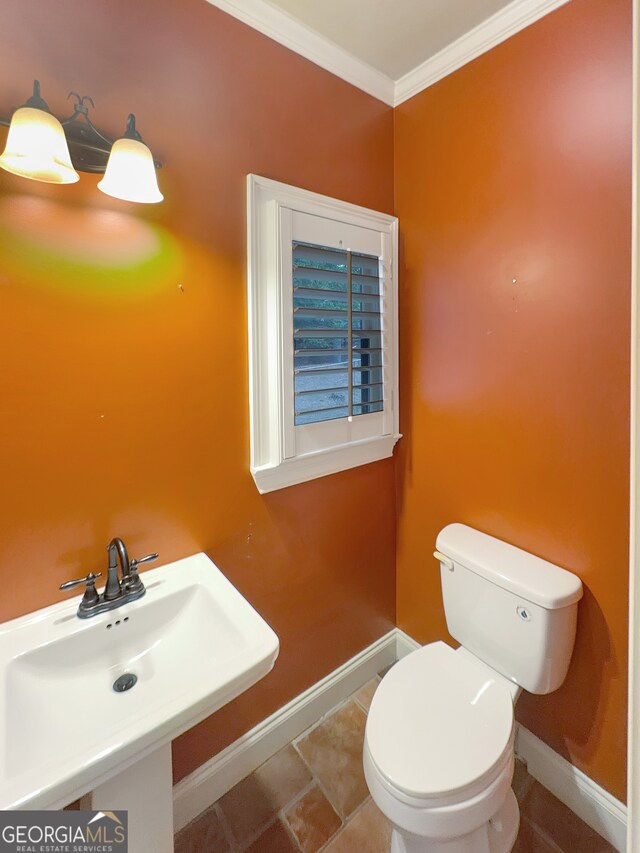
433 550 454 571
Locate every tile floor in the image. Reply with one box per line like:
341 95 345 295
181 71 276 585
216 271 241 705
175 675 617 853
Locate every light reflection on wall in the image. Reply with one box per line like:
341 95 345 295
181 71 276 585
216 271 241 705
0 196 182 297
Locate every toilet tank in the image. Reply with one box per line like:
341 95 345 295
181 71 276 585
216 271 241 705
436 524 583 695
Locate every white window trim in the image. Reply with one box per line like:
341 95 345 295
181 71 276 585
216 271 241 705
247 174 401 493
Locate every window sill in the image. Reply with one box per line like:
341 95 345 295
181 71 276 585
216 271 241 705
251 433 402 494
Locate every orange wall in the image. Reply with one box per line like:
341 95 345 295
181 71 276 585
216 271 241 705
0 0 633 802
395 0 631 800
0 1 396 783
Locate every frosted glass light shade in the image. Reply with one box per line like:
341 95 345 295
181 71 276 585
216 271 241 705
98 137 163 204
0 106 79 184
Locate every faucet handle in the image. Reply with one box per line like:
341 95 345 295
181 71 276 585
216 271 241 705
60 571 102 608
129 553 158 570
124 553 158 595
60 571 102 591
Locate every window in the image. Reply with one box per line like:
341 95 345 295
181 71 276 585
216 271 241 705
247 175 400 493
293 241 384 426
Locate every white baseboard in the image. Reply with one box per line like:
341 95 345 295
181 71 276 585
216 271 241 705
516 726 627 852
395 628 421 659
174 627 628 851
173 628 398 832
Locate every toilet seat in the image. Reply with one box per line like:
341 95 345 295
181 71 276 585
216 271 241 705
365 642 515 806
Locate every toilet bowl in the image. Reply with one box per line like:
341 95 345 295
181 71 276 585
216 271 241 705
363 523 583 852
365 642 519 853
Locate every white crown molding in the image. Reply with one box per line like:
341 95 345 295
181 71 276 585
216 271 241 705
204 0 395 105
207 0 571 108
394 0 572 105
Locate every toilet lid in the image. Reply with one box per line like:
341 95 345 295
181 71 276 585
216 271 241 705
365 642 514 801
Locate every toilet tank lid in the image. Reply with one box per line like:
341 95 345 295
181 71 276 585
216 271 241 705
436 524 583 609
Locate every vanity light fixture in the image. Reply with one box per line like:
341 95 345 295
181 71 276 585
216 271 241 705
0 81 78 184
0 80 163 204
98 115 163 204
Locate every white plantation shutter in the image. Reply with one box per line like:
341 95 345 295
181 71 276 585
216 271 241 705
248 175 400 493
293 241 384 426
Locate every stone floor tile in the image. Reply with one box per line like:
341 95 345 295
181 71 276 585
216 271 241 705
322 798 391 853
512 818 560 853
377 662 396 679
354 678 380 713
219 745 312 847
296 700 369 819
520 781 616 853
173 675 606 853
283 783 342 853
174 805 231 853
513 760 534 803
244 818 300 853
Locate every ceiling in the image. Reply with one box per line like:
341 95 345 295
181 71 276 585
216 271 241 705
207 0 569 105
263 0 518 80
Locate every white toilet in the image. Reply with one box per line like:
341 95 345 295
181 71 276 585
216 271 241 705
364 523 583 853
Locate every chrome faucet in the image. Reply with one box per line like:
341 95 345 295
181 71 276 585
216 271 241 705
60 537 158 618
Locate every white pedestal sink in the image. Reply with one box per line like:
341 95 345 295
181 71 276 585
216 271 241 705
0 553 279 852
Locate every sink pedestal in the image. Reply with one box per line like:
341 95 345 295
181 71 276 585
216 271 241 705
90 744 174 853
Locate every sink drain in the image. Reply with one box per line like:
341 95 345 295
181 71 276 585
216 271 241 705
113 673 138 693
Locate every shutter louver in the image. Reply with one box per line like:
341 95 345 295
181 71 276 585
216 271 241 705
293 241 384 426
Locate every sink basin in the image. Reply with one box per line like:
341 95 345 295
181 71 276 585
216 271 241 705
0 553 279 810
